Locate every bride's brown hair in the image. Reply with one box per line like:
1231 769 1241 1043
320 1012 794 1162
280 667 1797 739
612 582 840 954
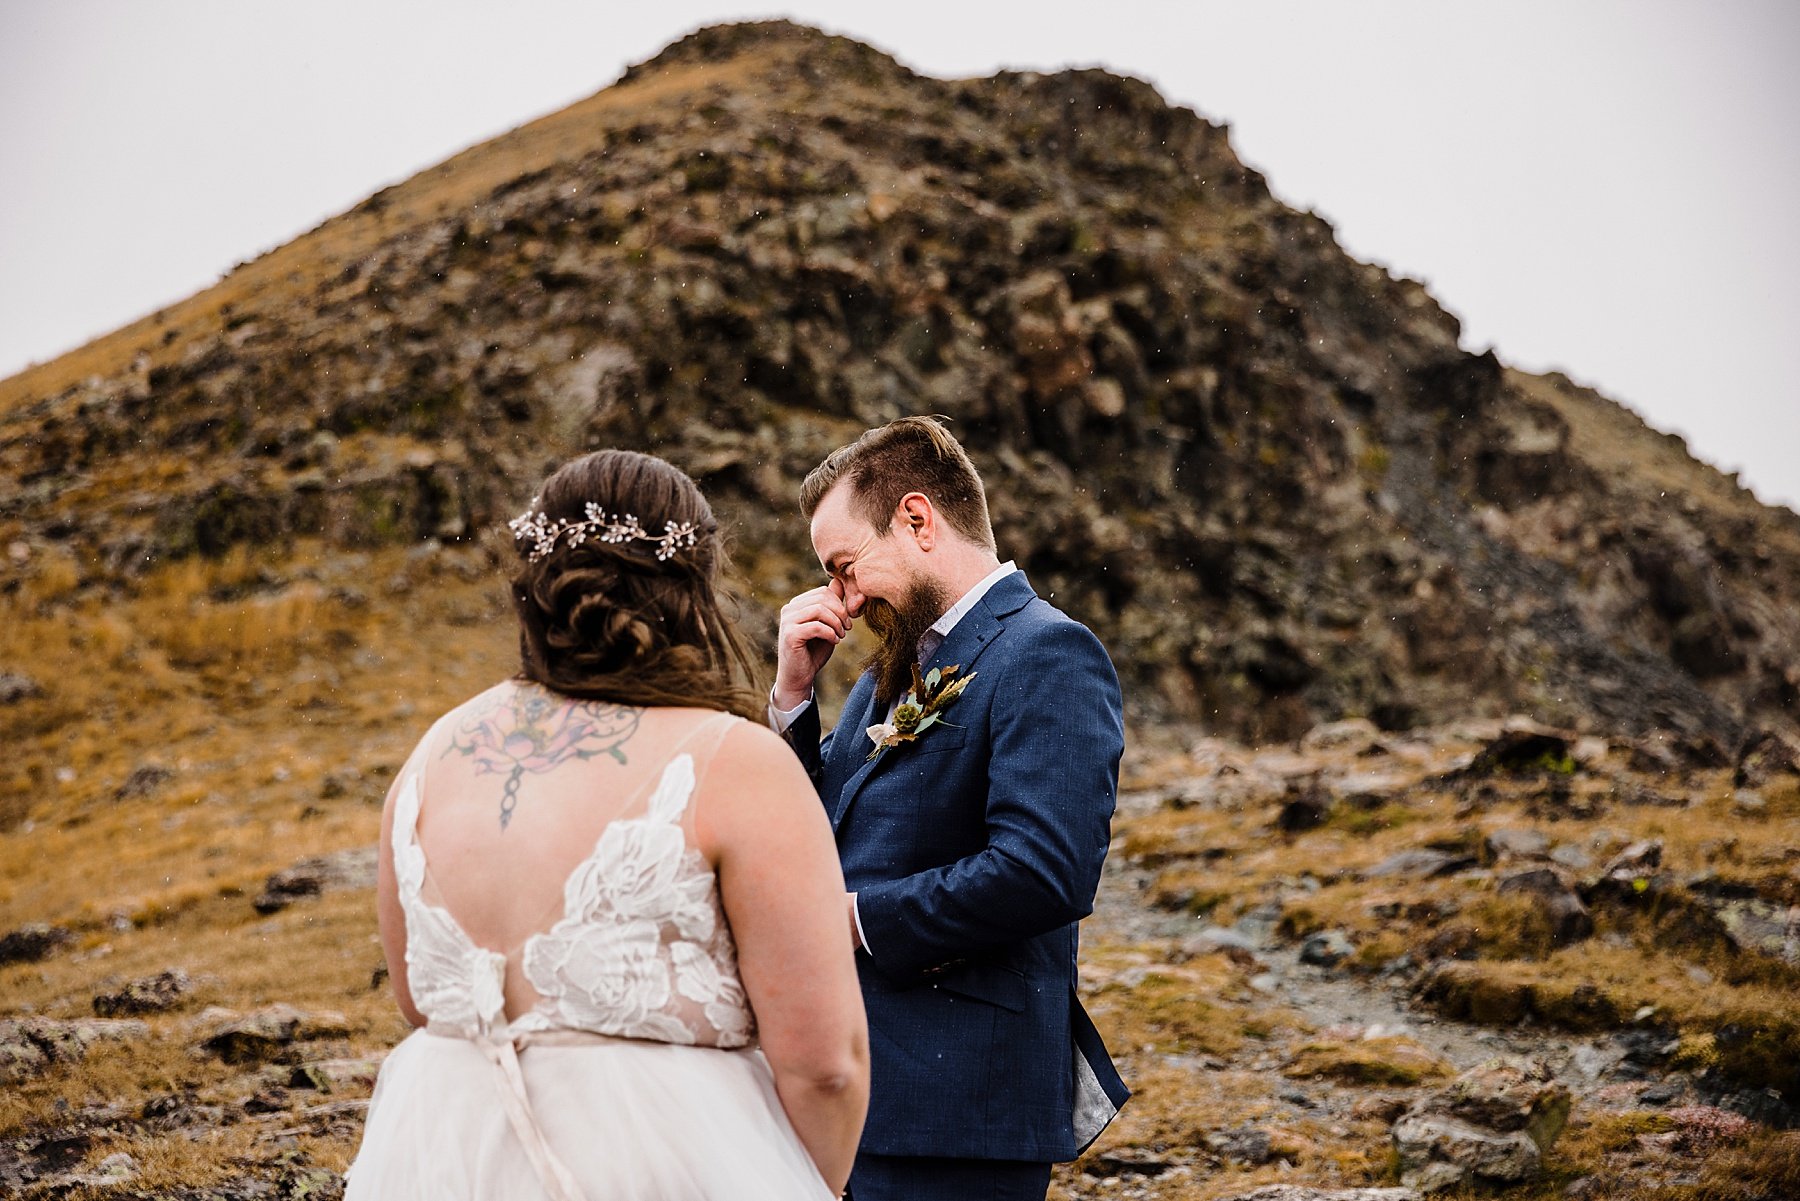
508 450 764 720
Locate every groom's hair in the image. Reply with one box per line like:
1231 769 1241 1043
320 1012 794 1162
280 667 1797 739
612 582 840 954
799 416 996 551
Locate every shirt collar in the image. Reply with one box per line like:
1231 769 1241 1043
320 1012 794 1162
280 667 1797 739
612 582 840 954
929 560 1017 641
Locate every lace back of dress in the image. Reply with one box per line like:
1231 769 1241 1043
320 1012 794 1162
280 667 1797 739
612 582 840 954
396 710 754 1048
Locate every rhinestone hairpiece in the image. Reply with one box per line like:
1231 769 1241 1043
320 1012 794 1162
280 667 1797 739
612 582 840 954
508 501 702 563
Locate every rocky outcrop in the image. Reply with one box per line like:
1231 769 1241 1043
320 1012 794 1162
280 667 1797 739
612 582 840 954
253 847 379 914
1 21 1794 744
92 969 197 1017
0 924 72 966
1392 1058 1571 1192
0 1018 149 1085
197 1004 351 1065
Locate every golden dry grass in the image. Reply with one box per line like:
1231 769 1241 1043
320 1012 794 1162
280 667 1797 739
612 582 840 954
0 538 527 1186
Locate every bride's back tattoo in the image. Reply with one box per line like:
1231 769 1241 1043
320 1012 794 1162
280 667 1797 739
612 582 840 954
441 688 642 829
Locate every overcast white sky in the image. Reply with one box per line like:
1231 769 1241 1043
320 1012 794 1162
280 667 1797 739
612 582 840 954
3 0 1796 509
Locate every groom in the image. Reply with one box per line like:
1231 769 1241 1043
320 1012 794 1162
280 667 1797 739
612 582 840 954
771 417 1128 1201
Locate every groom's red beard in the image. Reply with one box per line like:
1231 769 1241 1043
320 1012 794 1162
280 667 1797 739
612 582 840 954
860 578 952 708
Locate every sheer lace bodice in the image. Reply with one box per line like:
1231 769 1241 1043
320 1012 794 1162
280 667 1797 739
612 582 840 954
391 717 754 1050
349 706 832 1201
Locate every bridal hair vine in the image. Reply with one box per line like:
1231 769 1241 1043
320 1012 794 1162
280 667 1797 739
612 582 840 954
509 501 703 563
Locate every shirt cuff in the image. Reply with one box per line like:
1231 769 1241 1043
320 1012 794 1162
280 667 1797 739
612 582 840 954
851 892 872 955
767 688 814 734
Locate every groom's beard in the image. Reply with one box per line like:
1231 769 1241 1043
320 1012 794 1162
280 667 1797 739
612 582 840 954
861 577 952 709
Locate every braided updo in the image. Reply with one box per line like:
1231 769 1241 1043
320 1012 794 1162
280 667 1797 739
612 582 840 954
508 450 763 719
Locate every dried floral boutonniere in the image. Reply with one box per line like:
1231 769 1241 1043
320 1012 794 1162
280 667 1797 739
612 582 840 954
867 663 978 761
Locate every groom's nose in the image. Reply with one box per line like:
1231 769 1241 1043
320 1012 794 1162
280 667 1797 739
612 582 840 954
841 581 867 617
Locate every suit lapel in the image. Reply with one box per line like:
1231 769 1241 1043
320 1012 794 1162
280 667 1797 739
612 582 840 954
829 571 1034 833
826 678 883 829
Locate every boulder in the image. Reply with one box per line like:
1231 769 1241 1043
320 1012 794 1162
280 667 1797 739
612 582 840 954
1394 1117 1540 1191
1300 718 1384 755
1735 729 1800 788
0 1017 150 1084
1707 898 1800 966
253 846 379 914
1277 778 1333 833
1484 827 1550 861
290 1056 383 1092
1466 729 1574 777
94 969 197 1016
1496 868 1594 945
1204 1125 1276 1165
1329 771 1416 808
0 922 73 965
198 1004 350 1064
1393 1057 1571 1192
1601 840 1663 879
115 763 173 801
1190 925 1263 954
1081 1147 1179 1177
0 671 43 704
0 1026 49 1085
1299 930 1356 967
1362 849 1474 879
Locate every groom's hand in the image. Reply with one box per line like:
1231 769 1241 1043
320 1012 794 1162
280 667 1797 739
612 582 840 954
774 578 852 711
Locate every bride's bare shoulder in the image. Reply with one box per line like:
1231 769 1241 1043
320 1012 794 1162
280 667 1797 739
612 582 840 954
708 719 810 787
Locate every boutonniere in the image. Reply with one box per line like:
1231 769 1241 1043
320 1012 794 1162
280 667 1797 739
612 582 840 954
866 663 977 762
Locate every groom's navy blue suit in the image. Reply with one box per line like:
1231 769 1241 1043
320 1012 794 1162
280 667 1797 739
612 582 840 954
787 570 1128 1193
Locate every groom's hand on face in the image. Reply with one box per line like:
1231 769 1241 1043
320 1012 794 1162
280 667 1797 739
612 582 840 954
774 578 852 710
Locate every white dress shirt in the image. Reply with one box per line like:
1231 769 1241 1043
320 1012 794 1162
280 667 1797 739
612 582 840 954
770 560 1018 953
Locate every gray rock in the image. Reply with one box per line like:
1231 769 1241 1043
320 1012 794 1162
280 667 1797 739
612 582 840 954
1731 789 1766 816
1601 839 1662 879
1433 1057 1572 1144
0 1017 150 1084
62 1151 140 1186
1734 729 1800 788
0 1028 49 1085
1708 898 1800 966
1363 849 1473 879
1299 929 1356 967
1205 1125 1275 1164
254 845 379 914
1548 844 1592 870
115 762 173 800
1277 778 1333 832
1300 718 1384 755
1185 925 1262 955
0 922 73 965
1329 771 1416 808
1081 1148 1178 1177
1496 868 1593 945
1484 827 1551 861
290 1056 383 1092
1393 1057 1572 1192
1466 729 1573 776
199 1004 350 1064
0 671 43 704
94 968 196 1016
1393 1114 1541 1191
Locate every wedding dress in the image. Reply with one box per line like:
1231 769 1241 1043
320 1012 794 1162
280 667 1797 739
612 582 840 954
345 712 833 1200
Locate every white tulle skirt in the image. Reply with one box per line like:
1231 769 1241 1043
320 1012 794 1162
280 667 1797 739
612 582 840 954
345 1028 834 1200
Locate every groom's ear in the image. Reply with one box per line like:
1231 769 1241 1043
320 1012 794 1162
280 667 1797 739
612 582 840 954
896 492 935 550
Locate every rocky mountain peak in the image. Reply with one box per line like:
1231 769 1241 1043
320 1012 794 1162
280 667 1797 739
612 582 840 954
1 20 1795 749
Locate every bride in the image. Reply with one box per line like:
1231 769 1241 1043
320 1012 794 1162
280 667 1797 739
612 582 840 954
345 450 869 1199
